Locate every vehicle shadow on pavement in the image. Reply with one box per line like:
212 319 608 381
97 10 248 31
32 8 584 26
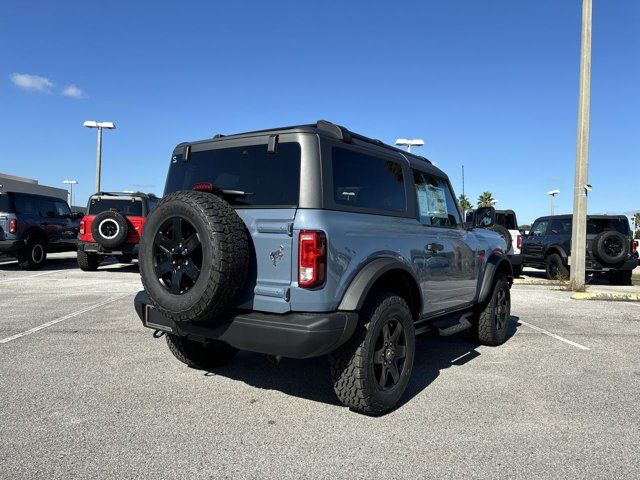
204 315 520 412
0 256 80 271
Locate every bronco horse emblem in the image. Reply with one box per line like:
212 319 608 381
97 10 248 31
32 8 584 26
269 245 285 266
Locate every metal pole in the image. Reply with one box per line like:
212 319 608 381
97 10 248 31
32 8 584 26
550 195 555 217
570 0 592 290
462 165 465 197
70 183 73 207
95 127 102 193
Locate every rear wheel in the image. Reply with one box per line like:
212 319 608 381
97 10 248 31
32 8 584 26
545 253 569 280
607 270 632 286
17 238 47 270
165 334 238 370
512 264 523 278
473 273 511 346
329 292 415 415
77 250 101 271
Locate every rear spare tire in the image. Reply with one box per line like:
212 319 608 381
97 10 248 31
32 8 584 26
592 231 629 266
91 211 129 248
139 190 249 323
488 224 513 252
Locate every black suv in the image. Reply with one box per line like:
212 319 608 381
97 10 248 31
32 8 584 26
0 191 80 270
521 214 638 284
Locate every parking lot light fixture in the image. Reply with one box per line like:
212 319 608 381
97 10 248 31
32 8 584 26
63 179 78 206
547 189 560 217
84 121 116 193
395 138 424 153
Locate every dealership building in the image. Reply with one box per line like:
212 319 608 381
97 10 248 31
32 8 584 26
0 173 68 202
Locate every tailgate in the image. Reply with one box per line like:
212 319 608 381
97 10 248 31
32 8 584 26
234 208 296 314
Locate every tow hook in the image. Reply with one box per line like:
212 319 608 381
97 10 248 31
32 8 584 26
267 354 281 365
153 330 166 338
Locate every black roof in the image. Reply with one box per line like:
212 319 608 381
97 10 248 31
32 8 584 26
181 120 433 166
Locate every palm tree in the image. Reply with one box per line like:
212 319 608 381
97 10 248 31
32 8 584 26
634 212 640 238
458 194 472 213
477 191 494 207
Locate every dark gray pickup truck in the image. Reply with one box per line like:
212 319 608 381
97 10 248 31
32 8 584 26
0 191 80 270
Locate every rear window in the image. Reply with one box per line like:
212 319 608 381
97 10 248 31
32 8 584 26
89 198 143 216
496 212 517 230
331 147 406 213
0 194 12 212
165 143 301 207
587 218 629 235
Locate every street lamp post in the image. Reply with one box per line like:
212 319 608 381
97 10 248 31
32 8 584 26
547 189 560 217
395 138 424 153
84 121 116 193
63 180 78 207
569 0 592 290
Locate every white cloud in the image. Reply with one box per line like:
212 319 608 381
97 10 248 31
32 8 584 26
10 73 54 93
61 84 87 99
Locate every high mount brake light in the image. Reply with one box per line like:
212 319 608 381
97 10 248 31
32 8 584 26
192 183 222 194
8 218 17 234
633 241 638 253
298 231 326 288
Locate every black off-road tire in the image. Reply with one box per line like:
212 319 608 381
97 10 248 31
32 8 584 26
165 334 238 370
77 250 101 271
545 253 569 280
512 264 523 278
592 231 629 266
473 273 511 346
139 190 249 323
91 211 129 248
17 237 47 270
328 292 416 416
488 224 513 252
607 270 633 286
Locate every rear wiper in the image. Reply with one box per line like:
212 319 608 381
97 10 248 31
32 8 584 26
222 190 254 197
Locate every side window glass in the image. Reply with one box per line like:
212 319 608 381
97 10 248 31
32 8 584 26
14 195 37 215
413 171 461 228
54 202 71 218
38 199 56 218
530 220 549 237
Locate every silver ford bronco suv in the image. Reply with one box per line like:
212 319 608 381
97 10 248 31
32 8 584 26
134 120 512 415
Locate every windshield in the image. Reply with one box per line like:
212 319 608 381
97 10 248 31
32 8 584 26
164 142 301 207
88 198 143 216
495 212 517 229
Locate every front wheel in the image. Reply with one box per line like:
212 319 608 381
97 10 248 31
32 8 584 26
545 253 569 280
329 292 416 415
473 273 511 346
165 334 238 370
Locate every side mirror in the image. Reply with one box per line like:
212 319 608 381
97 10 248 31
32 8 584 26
473 206 496 228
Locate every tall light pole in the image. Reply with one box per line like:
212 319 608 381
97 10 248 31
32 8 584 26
570 0 592 290
395 138 424 153
63 179 78 206
84 121 116 193
548 189 560 217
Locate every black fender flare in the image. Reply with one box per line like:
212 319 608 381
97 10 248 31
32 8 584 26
478 252 512 304
23 226 47 245
545 245 568 262
338 257 422 313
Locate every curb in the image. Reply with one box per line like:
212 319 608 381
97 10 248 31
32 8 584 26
571 292 640 302
513 278 567 286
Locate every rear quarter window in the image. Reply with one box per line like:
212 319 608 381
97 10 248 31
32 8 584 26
0 194 11 212
165 143 301 207
331 147 406 213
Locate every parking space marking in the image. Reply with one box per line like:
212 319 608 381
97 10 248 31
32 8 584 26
518 320 590 351
0 270 58 284
0 293 131 344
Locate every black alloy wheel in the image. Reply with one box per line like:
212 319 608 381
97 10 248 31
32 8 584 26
494 287 509 330
373 318 408 390
602 236 623 259
153 216 202 295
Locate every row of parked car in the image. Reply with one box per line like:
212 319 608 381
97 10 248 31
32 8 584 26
0 191 156 270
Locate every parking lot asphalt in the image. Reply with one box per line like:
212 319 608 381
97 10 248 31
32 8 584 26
1 254 639 479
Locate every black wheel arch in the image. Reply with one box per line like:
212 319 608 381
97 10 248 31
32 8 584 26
23 227 48 245
337 258 422 320
544 245 568 262
478 252 513 304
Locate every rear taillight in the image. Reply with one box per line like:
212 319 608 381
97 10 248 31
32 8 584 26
8 219 17 234
633 241 638 253
298 231 326 288
517 235 522 249
79 220 85 235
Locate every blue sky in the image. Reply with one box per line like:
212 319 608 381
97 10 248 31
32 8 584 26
1 0 638 224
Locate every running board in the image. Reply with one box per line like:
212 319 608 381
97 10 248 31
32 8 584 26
438 313 473 337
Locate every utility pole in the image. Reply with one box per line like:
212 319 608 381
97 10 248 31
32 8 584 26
84 121 116 194
569 0 592 290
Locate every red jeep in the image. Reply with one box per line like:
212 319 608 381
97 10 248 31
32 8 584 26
77 192 159 271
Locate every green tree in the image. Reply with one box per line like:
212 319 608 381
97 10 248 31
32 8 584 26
477 191 495 207
458 194 472 212
634 212 640 239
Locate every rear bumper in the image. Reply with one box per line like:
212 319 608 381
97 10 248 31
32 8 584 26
134 291 359 359
508 253 524 266
0 239 26 253
586 258 638 272
78 241 139 257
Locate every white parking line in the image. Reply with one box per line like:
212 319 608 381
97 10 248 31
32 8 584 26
0 293 131 344
0 270 58 284
518 320 590 351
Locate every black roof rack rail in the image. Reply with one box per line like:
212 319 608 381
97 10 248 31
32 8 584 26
94 191 149 198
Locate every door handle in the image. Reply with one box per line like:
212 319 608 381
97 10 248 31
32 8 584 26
425 243 444 253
